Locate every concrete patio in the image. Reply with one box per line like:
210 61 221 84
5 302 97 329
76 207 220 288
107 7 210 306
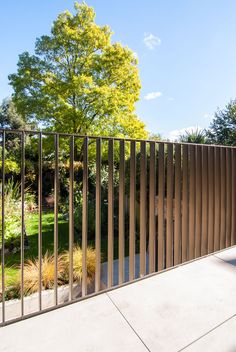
0 246 236 352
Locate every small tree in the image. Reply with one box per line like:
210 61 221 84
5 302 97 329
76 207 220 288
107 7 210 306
207 100 236 146
9 2 147 141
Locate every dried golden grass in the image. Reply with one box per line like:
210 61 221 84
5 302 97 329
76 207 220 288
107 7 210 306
18 252 64 295
4 246 96 298
60 246 96 283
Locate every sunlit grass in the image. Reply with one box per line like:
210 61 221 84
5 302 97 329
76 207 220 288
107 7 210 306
1 210 129 294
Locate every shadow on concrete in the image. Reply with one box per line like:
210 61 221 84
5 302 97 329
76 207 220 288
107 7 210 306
215 255 236 268
222 259 236 267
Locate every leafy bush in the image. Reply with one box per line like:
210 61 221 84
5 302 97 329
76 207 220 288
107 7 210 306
0 179 36 250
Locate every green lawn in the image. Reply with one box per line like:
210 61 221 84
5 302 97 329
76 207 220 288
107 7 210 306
5 212 69 267
2 211 69 286
1 211 127 287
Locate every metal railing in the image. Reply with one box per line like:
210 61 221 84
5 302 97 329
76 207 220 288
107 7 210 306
0 129 236 326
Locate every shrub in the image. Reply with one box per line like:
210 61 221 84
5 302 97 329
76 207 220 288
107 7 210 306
0 179 36 250
60 246 96 283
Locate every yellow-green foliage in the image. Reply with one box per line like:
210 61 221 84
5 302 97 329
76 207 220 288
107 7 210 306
60 246 96 283
9 2 148 141
0 179 36 247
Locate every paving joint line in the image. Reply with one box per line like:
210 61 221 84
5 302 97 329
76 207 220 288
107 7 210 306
177 313 236 352
106 292 151 352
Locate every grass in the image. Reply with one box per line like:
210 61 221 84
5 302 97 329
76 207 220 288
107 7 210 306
1 210 129 289
60 245 96 283
5 212 69 265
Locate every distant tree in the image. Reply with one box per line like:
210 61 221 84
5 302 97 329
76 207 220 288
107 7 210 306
0 98 28 130
9 2 147 142
0 98 37 175
206 100 236 146
179 127 207 144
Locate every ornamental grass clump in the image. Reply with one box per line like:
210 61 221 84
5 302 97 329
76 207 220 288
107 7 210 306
18 252 64 295
4 247 97 299
60 246 96 283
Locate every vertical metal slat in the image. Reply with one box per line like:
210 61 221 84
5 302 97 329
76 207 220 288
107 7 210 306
119 140 125 285
201 146 208 255
166 144 173 268
174 144 181 265
220 148 226 249
182 144 189 262
149 142 156 273
158 143 165 271
107 139 114 288
214 147 221 251
38 133 43 310
129 141 136 281
208 147 214 253
21 131 25 317
226 148 232 248
95 138 101 292
189 145 196 260
54 134 59 306
195 145 202 258
69 136 74 301
140 141 146 277
82 137 88 296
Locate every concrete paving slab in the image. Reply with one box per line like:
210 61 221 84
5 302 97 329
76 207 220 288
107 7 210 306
0 293 147 352
1 247 236 352
108 254 236 352
184 315 236 352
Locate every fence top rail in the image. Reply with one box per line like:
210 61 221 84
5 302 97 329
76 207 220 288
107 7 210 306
0 128 235 149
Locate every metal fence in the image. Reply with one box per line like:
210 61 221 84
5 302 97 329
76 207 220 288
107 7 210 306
0 129 236 326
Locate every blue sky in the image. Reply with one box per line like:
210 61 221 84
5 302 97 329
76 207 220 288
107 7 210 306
1 0 236 139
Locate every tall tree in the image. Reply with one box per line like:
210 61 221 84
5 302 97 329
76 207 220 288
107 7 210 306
9 2 147 140
207 100 236 146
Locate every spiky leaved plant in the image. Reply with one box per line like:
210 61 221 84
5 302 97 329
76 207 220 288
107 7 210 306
60 246 96 284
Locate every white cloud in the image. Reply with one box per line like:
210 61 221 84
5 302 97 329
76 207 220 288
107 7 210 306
144 91 162 100
144 33 161 50
167 126 202 141
168 97 175 101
